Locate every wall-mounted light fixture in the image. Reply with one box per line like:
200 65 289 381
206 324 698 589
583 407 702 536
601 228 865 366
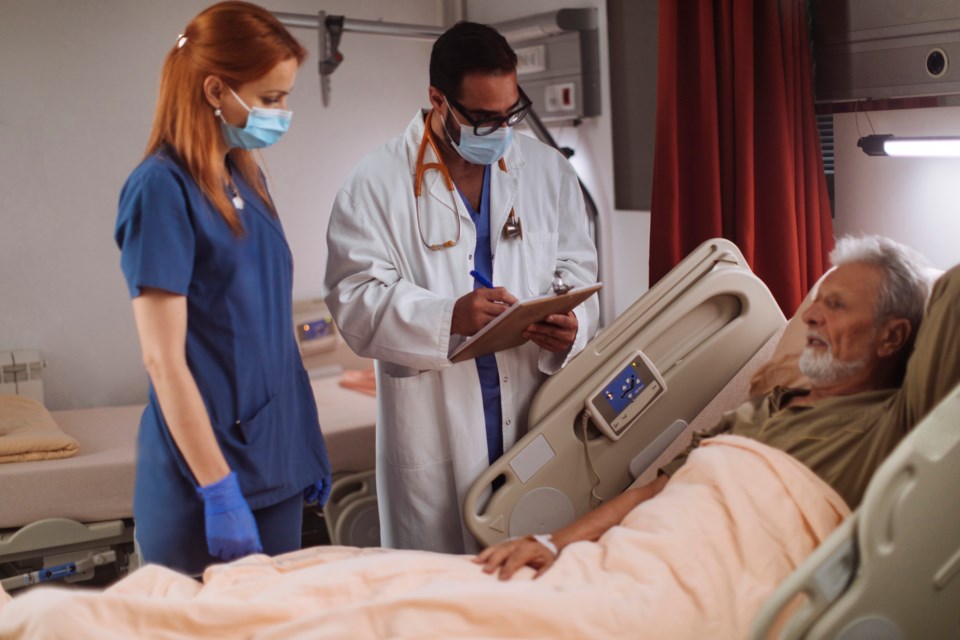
858 134 960 157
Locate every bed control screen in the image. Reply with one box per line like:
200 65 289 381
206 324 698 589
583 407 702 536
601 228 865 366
584 351 666 441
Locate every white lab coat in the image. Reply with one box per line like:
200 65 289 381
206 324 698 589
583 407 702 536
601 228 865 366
323 111 599 553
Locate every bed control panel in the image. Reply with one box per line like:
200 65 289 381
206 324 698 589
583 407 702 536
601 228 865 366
584 350 666 441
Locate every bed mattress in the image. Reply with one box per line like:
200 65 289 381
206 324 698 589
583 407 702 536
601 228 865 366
0 377 376 530
309 375 377 474
0 405 142 529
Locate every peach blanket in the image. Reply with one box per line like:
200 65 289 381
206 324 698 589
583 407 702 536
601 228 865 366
0 436 849 639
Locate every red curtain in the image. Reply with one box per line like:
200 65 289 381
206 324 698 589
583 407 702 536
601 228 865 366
649 0 834 315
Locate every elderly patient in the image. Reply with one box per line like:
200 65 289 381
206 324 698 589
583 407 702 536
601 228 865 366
479 235 960 580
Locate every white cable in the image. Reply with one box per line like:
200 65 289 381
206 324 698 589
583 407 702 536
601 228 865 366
580 412 605 506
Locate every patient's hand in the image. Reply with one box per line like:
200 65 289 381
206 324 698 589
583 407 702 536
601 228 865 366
474 535 558 580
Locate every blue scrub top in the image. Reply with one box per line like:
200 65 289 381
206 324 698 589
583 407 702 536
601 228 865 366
458 166 504 464
115 148 331 510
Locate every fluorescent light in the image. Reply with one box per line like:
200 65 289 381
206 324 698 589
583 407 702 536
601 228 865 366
858 134 960 158
884 137 960 157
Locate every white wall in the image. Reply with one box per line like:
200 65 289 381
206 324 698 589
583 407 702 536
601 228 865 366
0 0 441 410
834 107 960 271
466 0 651 321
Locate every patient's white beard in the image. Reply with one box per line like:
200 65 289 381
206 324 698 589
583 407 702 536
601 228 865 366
799 346 869 387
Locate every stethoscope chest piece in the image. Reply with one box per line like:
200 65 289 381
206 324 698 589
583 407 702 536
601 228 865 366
503 211 522 240
551 270 572 294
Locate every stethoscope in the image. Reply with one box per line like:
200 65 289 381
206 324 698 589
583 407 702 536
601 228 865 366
414 109 522 251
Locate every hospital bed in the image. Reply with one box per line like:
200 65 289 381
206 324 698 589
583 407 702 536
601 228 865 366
0 404 142 590
465 237 787 544
751 378 960 639
0 314 378 592
462 237 958 638
2 240 956 637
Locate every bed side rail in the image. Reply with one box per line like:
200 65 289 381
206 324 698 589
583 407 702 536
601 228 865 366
751 381 960 639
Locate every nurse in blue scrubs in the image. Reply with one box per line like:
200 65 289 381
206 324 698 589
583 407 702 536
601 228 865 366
114 1 332 575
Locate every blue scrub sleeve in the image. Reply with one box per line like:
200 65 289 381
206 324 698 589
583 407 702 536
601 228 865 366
115 165 195 298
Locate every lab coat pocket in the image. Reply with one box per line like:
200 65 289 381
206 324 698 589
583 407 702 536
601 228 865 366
521 230 559 295
378 368 451 469
219 395 285 496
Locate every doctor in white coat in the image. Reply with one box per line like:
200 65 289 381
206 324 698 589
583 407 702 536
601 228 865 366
323 22 599 553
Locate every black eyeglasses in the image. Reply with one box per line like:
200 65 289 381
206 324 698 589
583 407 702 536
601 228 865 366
445 87 532 136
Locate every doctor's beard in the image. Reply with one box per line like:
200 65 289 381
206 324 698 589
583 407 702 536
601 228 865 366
798 335 870 387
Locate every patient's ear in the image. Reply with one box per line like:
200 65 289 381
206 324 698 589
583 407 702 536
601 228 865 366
876 317 912 358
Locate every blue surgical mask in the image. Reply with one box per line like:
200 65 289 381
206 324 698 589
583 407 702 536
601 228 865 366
443 99 514 165
218 87 292 150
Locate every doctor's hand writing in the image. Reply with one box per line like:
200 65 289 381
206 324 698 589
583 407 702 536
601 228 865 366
451 287 518 336
523 311 578 352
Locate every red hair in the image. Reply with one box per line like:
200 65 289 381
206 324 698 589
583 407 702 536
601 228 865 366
145 1 307 235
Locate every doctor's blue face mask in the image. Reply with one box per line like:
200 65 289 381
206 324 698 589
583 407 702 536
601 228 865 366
442 97 514 166
217 87 292 150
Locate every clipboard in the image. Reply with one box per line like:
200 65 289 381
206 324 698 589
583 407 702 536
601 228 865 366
449 282 603 363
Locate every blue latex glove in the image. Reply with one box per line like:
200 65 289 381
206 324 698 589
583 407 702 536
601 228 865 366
303 472 333 507
197 472 263 561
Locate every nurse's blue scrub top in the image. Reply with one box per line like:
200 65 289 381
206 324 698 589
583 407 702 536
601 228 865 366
115 148 331 511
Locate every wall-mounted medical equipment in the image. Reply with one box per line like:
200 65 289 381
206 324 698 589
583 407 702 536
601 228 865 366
273 8 600 122
812 0 960 102
292 299 339 356
0 349 45 403
293 298 372 376
584 350 665 441
504 9 600 122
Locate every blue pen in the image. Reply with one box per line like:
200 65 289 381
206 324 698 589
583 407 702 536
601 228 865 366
470 270 495 289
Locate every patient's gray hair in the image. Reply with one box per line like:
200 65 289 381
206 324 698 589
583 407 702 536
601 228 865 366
830 235 931 333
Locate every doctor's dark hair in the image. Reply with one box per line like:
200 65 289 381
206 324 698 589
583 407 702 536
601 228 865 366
430 22 518 99
145 1 306 235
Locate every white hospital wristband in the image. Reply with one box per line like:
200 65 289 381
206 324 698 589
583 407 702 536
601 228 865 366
531 534 558 557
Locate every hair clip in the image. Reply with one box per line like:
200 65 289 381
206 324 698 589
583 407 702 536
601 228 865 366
176 34 188 49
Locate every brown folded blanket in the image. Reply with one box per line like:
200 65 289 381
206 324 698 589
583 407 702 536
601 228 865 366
0 395 79 463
